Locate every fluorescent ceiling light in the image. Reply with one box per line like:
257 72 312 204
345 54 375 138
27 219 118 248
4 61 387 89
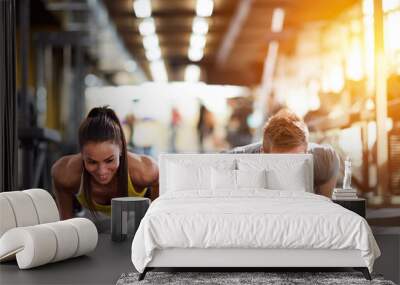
133 0 152 18
149 60 168 82
196 0 214 17
188 47 204 62
184 64 201 82
143 34 159 50
192 17 209 34
139 18 156 36
271 8 285 32
145 48 161 61
190 34 206 49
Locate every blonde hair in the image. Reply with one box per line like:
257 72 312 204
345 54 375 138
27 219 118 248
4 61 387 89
262 109 309 152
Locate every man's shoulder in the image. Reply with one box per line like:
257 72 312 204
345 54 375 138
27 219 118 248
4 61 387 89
225 142 262 154
307 142 340 185
307 142 337 157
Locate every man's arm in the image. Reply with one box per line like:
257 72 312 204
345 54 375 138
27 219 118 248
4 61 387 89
315 176 337 197
309 143 340 197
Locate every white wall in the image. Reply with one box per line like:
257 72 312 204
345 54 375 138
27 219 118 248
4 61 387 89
85 82 248 154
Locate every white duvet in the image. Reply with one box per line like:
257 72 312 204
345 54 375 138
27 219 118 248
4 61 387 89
131 190 380 273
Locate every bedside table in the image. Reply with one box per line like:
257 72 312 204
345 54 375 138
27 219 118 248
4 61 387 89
332 198 366 218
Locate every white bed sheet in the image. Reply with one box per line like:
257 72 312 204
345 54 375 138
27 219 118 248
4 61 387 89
131 190 380 273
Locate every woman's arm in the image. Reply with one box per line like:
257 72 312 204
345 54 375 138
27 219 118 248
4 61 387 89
51 155 82 219
128 153 159 199
149 184 159 201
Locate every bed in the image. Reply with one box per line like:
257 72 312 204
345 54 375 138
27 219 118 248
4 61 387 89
131 154 380 280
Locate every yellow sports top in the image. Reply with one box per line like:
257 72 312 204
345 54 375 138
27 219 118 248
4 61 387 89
76 174 146 216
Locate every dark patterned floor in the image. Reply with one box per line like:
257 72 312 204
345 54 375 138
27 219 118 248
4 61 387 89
117 271 396 285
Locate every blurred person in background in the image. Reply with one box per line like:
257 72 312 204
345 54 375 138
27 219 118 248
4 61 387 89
132 117 158 157
51 106 159 232
197 104 215 153
169 107 182 153
228 108 339 197
226 99 253 148
122 113 136 151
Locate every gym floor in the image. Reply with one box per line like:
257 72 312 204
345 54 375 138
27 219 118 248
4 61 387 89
1 226 398 285
0 234 133 285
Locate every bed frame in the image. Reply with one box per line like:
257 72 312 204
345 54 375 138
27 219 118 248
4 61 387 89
138 154 371 281
139 248 371 280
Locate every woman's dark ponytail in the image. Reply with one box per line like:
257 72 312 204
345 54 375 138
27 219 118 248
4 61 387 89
79 106 128 217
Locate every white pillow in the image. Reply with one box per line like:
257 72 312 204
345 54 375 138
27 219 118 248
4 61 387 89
266 165 307 191
238 158 309 192
236 169 267 189
167 163 210 191
211 169 268 190
211 168 236 190
166 159 236 192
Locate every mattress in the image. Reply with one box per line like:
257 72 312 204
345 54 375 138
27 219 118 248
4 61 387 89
131 190 380 273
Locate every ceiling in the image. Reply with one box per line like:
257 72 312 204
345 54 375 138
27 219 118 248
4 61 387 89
37 0 360 86
104 0 359 85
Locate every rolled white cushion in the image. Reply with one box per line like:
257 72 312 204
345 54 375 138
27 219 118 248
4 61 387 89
23 189 59 224
0 226 57 269
0 191 39 227
0 218 98 269
66 218 98 257
0 196 16 237
42 221 79 262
